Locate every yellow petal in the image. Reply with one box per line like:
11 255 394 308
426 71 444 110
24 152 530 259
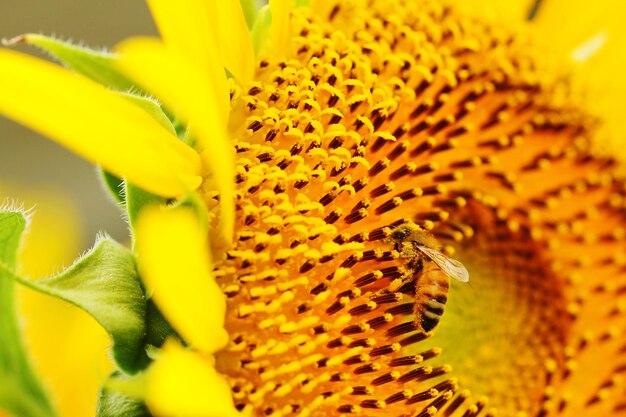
446 0 532 23
532 0 626 54
117 37 235 242
146 341 237 417
0 48 201 198
145 0 229 100
19 294 112 417
147 0 254 83
531 1 626 159
213 0 255 82
269 0 294 57
530 1 626 80
135 205 228 353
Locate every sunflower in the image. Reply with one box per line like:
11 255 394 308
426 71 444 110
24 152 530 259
0 1 625 417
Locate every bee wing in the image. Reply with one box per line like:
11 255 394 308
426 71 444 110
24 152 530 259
416 245 470 283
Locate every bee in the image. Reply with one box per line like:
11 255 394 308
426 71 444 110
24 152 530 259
384 223 469 332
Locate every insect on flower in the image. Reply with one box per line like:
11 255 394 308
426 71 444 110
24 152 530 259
384 223 469 333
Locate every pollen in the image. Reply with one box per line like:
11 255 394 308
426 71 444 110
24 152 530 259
211 1 626 416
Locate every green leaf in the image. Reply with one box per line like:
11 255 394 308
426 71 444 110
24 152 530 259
0 208 57 417
0 379 55 417
0 236 148 374
97 373 150 417
3 34 136 91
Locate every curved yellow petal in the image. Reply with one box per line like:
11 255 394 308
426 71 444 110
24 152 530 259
532 0 626 54
0 48 201 198
147 0 254 83
146 341 237 417
530 0 626 82
531 1 626 159
269 0 294 57
145 0 229 102
116 36 228 128
135 205 228 353
213 0 255 82
19 295 112 417
117 38 235 242
446 0 532 23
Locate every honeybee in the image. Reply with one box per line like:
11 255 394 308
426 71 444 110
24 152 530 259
384 223 469 332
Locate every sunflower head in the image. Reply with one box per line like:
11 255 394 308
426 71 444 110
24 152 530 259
1 1 626 417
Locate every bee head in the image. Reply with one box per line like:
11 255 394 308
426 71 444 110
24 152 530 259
391 227 411 240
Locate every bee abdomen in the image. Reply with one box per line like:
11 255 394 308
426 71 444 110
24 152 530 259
414 269 450 332
420 277 449 305
417 309 442 333
422 299 446 314
421 276 449 293
424 292 448 305
416 299 446 332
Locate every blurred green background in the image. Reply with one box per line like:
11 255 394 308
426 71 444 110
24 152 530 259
0 1 158 248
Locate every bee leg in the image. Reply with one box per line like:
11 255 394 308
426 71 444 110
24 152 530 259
371 275 413 299
370 277 406 299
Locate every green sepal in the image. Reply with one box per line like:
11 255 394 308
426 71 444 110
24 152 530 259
117 92 176 135
125 186 209 248
100 170 126 205
240 0 263 29
4 34 136 91
145 299 178 350
97 391 148 417
120 90 196 239
112 67 185 140
0 235 148 374
126 184 167 242
96 372 150 417
250 1 310 54
0 209 24 265
251 5 272 54
173 191 210 231
171 117 188 140
0 209 57 417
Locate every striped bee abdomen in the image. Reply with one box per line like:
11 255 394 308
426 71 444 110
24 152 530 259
415 269 451 332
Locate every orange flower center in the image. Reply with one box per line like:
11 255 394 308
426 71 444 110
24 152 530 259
207 2 626 416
